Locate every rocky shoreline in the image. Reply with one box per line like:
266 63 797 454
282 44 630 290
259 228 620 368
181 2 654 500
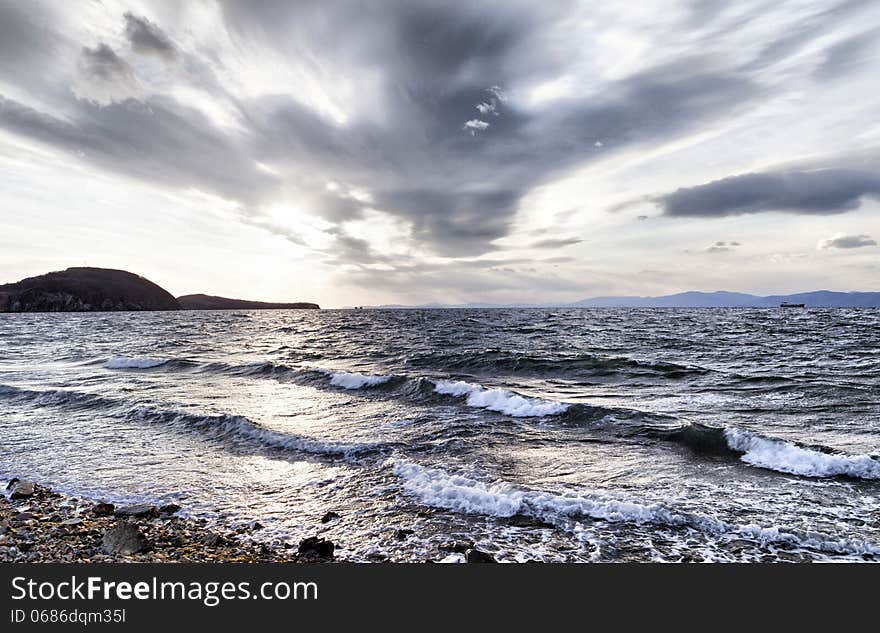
0 479 336 563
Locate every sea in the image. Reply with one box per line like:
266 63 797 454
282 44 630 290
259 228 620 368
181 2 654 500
1 308 878 562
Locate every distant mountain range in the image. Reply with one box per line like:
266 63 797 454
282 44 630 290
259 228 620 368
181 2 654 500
369 290 880 309
569 290 880 308
0 268 319 312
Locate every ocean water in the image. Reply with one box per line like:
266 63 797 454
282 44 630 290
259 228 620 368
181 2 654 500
1 308 878 562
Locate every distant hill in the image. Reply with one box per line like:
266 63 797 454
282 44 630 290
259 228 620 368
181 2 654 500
571 290 880 308
368 290 880 309
0 267 180 312
178 294 320 310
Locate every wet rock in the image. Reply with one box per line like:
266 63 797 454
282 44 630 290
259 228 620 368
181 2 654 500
202 533 226 547
8 480 35 500
12 512 36 524
102 522 148 555
60 518 83 527
438 539 474 554
320 511 340 524
465 549 497 564
394 528 414 540
298 536 335 560
114 504 158 519
92 502 115 517
159 503 181 515
507 514 554 529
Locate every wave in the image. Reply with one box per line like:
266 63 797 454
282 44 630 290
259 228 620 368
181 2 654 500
401 349 708 378
723 428 880 479
658 422 880 480
390 459 880 558
325 371 392 390
433 379 569 417
172 358 576 419
0 383 378 459
104 356 169 369
0 383 115 410
127 406 376 458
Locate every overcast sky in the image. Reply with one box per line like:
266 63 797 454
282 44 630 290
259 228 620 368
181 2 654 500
1 0 879 306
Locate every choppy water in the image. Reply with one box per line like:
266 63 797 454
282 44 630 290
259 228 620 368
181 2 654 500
1 308 879 562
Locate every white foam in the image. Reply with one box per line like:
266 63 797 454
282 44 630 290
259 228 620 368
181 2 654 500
328 371 391 389
104 356 168 369
438 553 466 563
391 459 685 524
390 459 880 558
724 428 880 480
432 380 568 417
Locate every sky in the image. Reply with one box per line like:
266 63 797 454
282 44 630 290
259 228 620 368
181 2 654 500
1 0 879 307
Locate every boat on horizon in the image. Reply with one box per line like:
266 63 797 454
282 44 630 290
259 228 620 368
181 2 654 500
780 302 806 308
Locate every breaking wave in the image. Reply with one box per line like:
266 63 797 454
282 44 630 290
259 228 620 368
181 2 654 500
104 356 169 369
723 428 880 479
433 379 569 417
390 459 880 557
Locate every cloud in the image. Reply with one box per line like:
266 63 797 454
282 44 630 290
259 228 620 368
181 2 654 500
123 12 178 61
0 94 278 206
463 119 490 134
74 44 139 104
818 234 877 249
532 237 582 249
813 29 878 80
705 240 741 253
0 1 767 262
657 169 880 217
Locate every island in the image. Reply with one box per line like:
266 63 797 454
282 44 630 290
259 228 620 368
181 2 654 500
0 268 319 312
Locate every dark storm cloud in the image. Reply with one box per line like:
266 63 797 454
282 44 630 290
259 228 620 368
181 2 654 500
819 234 877 249
658 169 880 217
217 1 763 256
0 1 793 260
123 12 178 61
79 43 135 85
0 95 278 206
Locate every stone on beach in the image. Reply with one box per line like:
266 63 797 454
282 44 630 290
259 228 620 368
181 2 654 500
92 502 115 517
298 536 335 560
465 548 497 563
320 511 340 523
102 522 148 555
114 504 159 519
7 479 36 500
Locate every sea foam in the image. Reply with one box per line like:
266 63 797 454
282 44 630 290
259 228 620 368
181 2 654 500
328 371 392 389
104 356 169 369
390 459 880 557
724 428 880 479
432 379 568 417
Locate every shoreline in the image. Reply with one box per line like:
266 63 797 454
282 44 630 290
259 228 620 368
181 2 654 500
0 479 335 563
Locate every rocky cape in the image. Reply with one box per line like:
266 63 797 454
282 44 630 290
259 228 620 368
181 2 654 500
0 268 180 312
177 294 319 310
0 268 319 312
